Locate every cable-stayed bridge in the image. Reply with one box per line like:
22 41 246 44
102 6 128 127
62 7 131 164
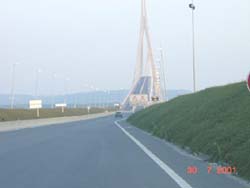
122 0 165 110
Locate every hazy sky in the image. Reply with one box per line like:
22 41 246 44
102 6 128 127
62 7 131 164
0 0 249 95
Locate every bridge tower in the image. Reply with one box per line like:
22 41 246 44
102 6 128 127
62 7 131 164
122 0 163 110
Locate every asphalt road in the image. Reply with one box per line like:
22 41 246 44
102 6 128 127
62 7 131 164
0 115 249 188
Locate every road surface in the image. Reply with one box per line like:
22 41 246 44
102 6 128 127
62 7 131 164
0 115 249 188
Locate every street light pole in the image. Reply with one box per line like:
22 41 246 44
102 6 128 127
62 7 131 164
64 77 70 104
103 90 107 108
52 73 57 108
96 87 100 108
90 85 95 107
74 95 77 108
189 1 196 92
35 69 42 98
83 84 89 107
10 63 19 109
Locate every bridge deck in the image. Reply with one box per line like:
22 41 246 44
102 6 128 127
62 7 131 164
132 76 151 95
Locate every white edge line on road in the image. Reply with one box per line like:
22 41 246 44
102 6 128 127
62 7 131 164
115 120 193 188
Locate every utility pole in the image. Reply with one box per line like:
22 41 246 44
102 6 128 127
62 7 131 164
189 1 196 92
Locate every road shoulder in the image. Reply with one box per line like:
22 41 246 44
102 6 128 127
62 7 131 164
116 119 250 188
0 112 113 133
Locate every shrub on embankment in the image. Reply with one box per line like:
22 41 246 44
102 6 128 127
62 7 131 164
128 82 250 180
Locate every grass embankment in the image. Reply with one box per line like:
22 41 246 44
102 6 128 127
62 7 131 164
0 108 113 122
128 82 250 180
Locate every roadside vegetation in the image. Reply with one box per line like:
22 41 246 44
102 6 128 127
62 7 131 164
0 108 114 122
128 82 250 180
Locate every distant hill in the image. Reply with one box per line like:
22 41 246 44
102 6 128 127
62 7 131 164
0 90 128 108
128 82 250 180
0 89 190 109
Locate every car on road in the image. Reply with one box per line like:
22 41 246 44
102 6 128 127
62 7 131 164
115 111 123 118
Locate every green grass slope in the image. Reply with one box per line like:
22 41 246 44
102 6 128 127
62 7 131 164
128 82 250 180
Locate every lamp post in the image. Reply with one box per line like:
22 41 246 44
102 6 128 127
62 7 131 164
82 84 89 107
74 95 77 109
189 1 196 92
90 85 95 107
35 68 42 98
103 90 108 108
51 73 57 108
106 90 111 108
10 62 19 109
95 87 100 108
64 77 70 104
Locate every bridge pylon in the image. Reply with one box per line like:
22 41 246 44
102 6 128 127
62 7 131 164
122 0 164 110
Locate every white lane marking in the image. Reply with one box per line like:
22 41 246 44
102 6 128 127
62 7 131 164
115 120 193 188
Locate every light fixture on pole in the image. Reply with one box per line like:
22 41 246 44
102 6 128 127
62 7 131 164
189 1 197 92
